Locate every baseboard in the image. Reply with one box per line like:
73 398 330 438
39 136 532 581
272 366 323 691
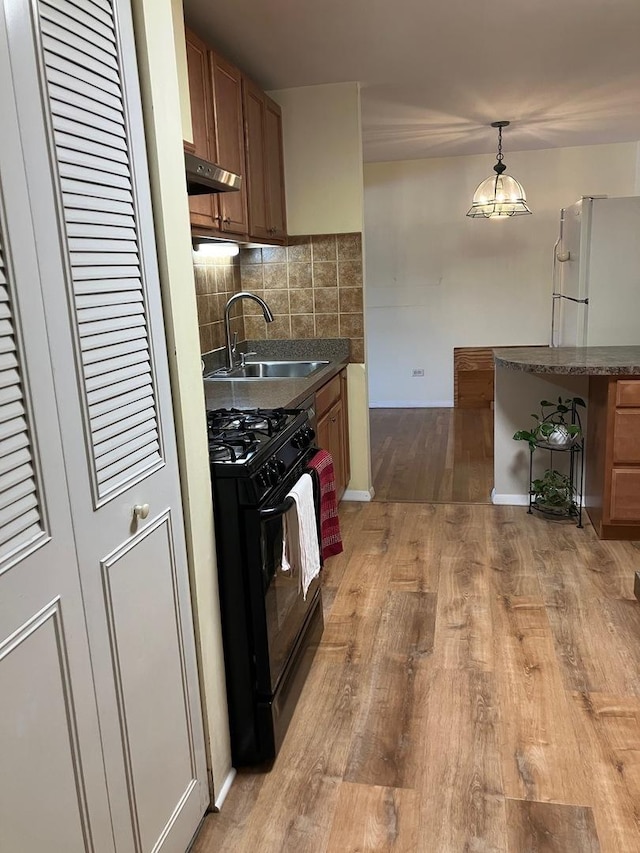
369 400 454 408
491 489 586 508
491 489 530 506
343 488 374 501
213 767 236 812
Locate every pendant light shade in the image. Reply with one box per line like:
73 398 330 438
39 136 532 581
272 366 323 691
467 121 531 219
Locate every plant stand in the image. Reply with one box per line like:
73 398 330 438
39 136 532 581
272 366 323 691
526 405 584 527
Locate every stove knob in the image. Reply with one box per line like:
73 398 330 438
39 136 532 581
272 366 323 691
276 457 287 475
291 431 303 449
268 461 281 485
305 427 316 444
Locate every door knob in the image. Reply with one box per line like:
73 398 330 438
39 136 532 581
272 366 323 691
133 504 150 520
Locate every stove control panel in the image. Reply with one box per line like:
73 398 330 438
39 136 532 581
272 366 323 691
257 457 287 489
291 426 315 449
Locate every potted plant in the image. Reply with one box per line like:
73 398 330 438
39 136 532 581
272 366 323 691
513 396 585 451
530 468 575 515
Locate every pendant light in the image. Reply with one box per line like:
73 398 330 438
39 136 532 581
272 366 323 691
466 121 531 219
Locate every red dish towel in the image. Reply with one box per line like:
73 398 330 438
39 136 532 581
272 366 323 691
308 449 343 560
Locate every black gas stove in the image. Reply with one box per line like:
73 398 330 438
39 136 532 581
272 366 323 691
207 406 316 504
206 404 323 765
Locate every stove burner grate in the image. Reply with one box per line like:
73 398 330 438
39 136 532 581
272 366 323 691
207 407 289 438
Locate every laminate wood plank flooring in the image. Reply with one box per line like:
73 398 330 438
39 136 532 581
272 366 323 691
370 407 494 503
192 502 640 853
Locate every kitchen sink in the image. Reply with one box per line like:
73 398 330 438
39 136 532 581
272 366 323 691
206 360 329 380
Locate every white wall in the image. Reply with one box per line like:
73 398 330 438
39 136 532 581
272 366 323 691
270 81 374 497
132 0 232 803
269 82 364 236
365 142 640 407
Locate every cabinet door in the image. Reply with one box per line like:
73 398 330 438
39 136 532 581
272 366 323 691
0 47 114 850
264 96 287 241
613 410 640 464
211 52 248 236
242 77 270 240
185 28 219 230
317 401 346 502
610 469 640 521
11 1 209 850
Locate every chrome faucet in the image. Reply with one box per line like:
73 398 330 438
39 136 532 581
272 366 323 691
223 291 274 369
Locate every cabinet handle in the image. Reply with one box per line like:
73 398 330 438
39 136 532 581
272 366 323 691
223 217 231 225
133 503 150 520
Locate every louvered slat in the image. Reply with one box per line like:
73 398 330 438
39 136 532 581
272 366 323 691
88 382 153 420
76 289 142 310
43 0 114 44
0 233 43 558
53 0 113 30
82 336 148 365
92 405 156 446
85 350 147 382
91 394 154 432
97 440 160 489
80 326 147 352
86 371 151 407
38 0 162 499
85 359 149 392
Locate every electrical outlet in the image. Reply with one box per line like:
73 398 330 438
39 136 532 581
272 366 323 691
412 368 425 377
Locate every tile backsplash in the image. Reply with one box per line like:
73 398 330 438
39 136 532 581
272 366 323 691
193 256 244 354
193 232 364 363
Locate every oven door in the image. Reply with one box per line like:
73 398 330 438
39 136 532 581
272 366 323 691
257 473 321 695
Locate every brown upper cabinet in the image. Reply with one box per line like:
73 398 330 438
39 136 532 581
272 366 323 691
185 28 218 231
243 79 287 243
210 52 249 236
184 27 286 243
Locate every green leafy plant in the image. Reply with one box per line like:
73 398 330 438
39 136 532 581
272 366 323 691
513 396 585 451
530 468 575 512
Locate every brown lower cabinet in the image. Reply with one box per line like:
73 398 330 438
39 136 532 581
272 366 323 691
585 375 640 539
315 370 350 502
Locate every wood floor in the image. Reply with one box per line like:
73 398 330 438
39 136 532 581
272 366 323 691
192 501 640 853
370 408 494 503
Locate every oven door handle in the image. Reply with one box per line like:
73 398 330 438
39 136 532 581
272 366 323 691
259 496 295 520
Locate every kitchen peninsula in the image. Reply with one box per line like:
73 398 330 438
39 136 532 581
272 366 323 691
493 346 640 539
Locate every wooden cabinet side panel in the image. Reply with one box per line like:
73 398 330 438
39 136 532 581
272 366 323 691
340 370 350 489
585 376 610 531
242 78 269 240
185 28 217 228
210 52 248 236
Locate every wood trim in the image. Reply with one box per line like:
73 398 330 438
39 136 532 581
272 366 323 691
183 140 196 155
453 347 495 409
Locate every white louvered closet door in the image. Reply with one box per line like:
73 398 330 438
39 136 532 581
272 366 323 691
4 0 209 852
0 19 115 852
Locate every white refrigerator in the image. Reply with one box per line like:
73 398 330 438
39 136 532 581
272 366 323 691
551 196 640 347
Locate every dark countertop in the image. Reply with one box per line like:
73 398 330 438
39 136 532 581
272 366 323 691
203 359 348 411
201 338 351 411
493 345 640 375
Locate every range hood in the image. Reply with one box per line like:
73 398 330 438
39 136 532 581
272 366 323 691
185 152 241 195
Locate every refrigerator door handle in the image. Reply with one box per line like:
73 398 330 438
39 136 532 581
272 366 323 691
550 237 561 346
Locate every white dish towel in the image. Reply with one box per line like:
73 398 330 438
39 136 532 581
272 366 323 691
281 472 320 600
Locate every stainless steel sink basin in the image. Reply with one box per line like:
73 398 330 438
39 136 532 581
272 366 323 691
207 360 329 380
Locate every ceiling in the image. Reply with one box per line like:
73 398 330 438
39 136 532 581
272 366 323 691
184 0 640 163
